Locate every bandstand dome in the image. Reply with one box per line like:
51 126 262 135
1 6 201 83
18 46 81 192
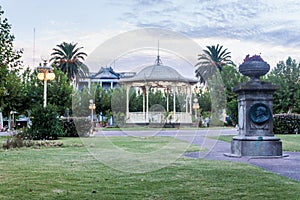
122 63 197 86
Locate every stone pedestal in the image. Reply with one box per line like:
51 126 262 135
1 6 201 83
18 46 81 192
229 80 282 157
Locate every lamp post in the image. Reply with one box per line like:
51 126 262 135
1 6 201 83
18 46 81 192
193 98 199 118
37 61 55 108
89 99 96 135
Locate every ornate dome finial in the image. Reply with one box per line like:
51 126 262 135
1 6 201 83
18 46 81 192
155 40 162 65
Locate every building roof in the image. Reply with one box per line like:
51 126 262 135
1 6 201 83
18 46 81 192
91 67 120 79
121 63 197 86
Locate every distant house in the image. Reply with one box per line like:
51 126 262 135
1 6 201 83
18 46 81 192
78 67 135 90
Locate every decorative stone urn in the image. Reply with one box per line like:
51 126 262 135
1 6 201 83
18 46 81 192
226 55 283 157
239 61 270 81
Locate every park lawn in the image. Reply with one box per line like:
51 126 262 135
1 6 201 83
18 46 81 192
212 134 300 152
0 137 299 199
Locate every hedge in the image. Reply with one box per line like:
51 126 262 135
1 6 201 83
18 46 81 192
273 113 300 134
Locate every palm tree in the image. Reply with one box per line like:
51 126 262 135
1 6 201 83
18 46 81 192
50 42 89 83
195 44 233 84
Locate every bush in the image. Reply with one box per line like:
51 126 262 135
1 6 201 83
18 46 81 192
61 118 78 137
273 113 300 134
2 131 64 149
61 118 90 137
27 104 63 140
3 131 34 149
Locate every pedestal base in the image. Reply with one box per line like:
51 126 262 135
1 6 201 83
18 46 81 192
230 136 282 157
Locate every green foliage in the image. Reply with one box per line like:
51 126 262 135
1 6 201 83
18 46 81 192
47 67 73 115
22 66 73 117
195 88 211 113
72 86 94 117
267 57 300 114
111 87 126 114
2 132 34 149
149 89 166 111
195 44 233 84
129 88 143 112
50 42 89 82
274 114 300 134
27 104 63 139
207 72 226 126
60 119 78 137
0 6 24 115
0 70 24 115
220 65 248 124
0 6 22 69
95 85 112 116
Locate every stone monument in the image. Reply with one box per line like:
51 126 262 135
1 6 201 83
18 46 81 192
229 55 282 157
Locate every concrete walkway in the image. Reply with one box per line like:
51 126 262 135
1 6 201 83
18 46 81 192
176 129 300 183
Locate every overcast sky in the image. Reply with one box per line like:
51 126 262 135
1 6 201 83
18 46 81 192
1 0 300 75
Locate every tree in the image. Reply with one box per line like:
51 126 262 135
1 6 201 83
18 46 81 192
220 65 248 124
0 6 22 70
95 85 113 116
24 66 73 116
195 44 233 84
267 57 300 114
50 42 89 83
0 6 24 126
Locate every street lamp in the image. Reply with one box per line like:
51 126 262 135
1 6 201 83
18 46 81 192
193 98 199 118
37 60 55 108
89 99 96 135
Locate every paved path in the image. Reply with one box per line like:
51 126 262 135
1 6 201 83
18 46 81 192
96 128 300 182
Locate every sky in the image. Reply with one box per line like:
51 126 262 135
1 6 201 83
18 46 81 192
1 0 300 77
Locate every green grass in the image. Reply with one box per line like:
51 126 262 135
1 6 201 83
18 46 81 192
0 137 300 199
212 134 300 152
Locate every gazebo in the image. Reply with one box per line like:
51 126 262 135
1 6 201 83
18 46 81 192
121 55 198 125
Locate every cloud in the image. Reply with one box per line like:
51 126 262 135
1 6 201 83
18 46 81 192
120 0 300 47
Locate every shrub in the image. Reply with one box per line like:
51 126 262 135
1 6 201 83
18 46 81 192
2 131 64 149
61 118 78 137
3 131 35 149
27 104 63 140
273 114 300 134
61 118 90 137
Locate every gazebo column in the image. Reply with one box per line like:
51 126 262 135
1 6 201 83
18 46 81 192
185 86 188 113
190 86 193 114
146 86 150 123
126 85 130 120
166 88 169 112
173 86 176 122
185 96 188 113
142 87 146 121
88 79 91 89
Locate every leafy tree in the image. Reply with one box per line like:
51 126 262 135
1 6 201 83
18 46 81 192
0 6 24 122
149 89 166 111
0 6 22 70
95 85 113 116
195 88 211 113
220 65 248 124
111 87 127 114
72 86 94 117
27 104 63 139
24 66 73 116
267 57 300 114
47 67 73 115
50 42 89 83
195 44 233 84
129 88 143 112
